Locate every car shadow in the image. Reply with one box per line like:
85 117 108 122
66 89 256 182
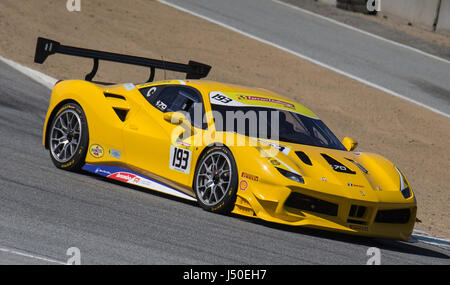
231 214 450 260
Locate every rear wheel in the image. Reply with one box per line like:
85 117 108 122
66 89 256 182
193 146 238 214
48 102 89 171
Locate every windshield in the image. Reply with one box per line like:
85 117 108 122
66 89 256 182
211 105 346 150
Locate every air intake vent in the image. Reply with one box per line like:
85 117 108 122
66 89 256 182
295 151 312 166
285 192 338 216
104 93 126 100
113 108 128 122
375 209 410 224
346 158 368 174
349 205 366 218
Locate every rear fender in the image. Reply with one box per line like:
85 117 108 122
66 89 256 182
43 80 126 161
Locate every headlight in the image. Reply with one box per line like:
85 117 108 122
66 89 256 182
395 167 412 199
276 167 304 184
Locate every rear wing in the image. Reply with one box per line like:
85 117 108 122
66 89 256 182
34 37 211 83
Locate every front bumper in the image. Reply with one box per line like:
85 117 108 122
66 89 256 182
232 183 417 241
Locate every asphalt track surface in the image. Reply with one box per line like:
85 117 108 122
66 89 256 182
160 0 450 117
0 60 449 265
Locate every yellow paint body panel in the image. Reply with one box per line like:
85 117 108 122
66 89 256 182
43 79 417 240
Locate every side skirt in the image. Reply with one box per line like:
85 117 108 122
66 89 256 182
82 164 197 202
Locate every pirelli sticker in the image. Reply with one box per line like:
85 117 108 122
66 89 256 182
241 172 258 182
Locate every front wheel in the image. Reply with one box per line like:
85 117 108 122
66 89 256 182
48 102 89 171
193 146 238 214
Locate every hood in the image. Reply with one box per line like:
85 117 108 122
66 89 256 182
261 141 408 203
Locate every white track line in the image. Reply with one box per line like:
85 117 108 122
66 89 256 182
0 57 62 265
0 55 57 89
0 246 66 265
158 0 449 118
272 0 450 65
411 229 450 249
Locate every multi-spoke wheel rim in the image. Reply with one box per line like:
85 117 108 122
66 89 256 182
50 109 82 163
196 151 232 206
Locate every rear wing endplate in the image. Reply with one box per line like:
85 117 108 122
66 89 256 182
34 37 211 83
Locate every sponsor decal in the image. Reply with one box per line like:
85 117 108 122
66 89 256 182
239 180 248 191
239 95 295 109
241 172 259 182
82 164 197 201
108 149 122 159
123 83 135 91
108 171 153 189
349 224 369 232
108 172 136 182
89 144 104 158
155 100 167 111
95 168 112 176
347 183 364 188
269 159 280 166
176 140 192 148
146 86 157 98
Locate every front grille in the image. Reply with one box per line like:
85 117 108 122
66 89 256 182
347 219 367 225
375 209 411 224
349 205 366 218
285 192 338 216
347 205 368 225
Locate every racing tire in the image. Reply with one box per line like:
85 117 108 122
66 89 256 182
193 146 238 214
48 102 89 171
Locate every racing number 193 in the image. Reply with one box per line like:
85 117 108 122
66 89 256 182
170 146 191 174
212 94 233 104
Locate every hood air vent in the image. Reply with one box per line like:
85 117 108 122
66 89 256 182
295 151 312 166
321 154 356 174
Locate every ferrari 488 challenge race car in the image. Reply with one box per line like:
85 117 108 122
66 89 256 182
35 37 417 241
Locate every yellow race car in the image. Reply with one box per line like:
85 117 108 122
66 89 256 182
36 38 417 241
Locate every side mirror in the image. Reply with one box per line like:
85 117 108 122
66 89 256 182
342 137 358 151
164 112 187 125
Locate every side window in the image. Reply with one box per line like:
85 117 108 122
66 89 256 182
142 86 207 129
